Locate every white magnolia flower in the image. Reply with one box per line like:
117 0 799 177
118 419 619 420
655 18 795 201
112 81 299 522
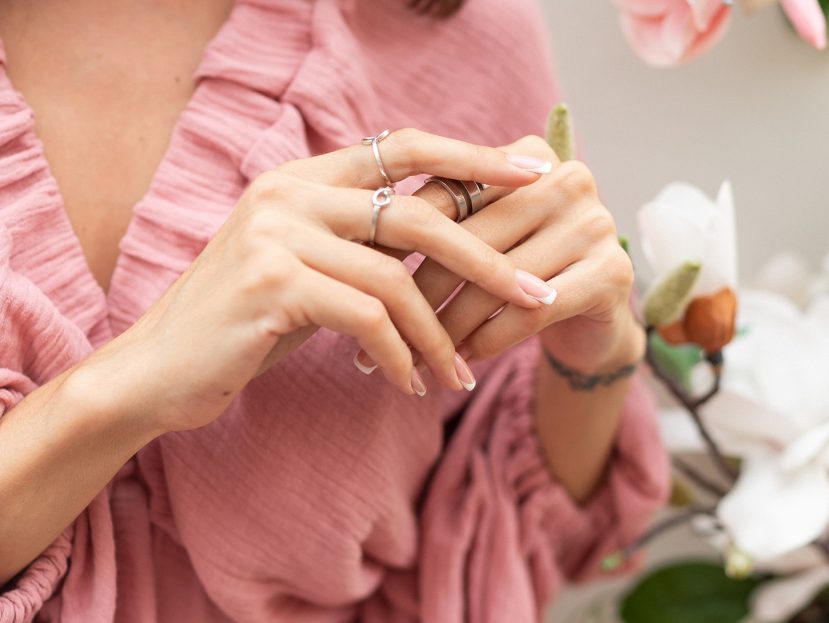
701 288 829 564
750 556 829 622
638 181 739 352
638 180 738 301
660 255 829 622
753 252 829 310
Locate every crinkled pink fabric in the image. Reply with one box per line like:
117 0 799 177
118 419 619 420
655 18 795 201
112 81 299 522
0 1 670 621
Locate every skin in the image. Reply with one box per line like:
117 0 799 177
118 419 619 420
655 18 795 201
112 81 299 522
0 0 645 586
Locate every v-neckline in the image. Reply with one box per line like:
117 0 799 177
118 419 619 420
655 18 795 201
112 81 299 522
0 4 237 303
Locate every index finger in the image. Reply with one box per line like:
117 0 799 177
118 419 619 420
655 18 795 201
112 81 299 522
277 128 556 190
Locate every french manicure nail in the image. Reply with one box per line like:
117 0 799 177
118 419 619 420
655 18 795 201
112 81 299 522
353 351 377 375
453 353 476 392
507 154 554 175
515 269 557 305
411 367 427 397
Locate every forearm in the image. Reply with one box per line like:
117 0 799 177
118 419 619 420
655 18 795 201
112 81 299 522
534 313 646 504
0 359 160 585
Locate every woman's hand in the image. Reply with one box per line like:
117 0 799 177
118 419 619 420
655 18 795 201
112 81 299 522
77 130 558 434
354 135 643 386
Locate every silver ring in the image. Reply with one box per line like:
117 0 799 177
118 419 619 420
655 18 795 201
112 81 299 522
361 129 395 190
423 176 470 222
368 186 394 247
458 180 485 215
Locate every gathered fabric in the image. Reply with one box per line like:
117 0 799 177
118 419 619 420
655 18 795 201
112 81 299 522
0 0 669 621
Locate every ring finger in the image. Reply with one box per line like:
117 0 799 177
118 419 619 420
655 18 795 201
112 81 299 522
290 229 465 390
298 184 548 310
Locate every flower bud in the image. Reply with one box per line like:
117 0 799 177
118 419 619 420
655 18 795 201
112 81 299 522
682 287 738 353
546 103 575 162
724 545 753 579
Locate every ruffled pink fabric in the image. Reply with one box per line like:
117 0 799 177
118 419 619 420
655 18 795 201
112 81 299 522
0 0 669 621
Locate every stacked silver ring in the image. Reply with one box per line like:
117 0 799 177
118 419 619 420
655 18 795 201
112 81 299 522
362 129 395 246
422 176 486 222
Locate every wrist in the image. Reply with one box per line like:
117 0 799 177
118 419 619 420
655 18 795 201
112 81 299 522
63 348 168 445
541 308 646 374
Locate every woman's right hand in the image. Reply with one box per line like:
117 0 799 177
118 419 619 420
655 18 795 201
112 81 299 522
79 129 556 433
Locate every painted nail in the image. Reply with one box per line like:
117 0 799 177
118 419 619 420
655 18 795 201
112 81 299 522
353 351 377 375
515 269 557 305
507 154 554 175
453 353 476 391
411 367 427 397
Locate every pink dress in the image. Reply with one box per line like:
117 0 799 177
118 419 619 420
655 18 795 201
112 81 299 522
0 1 669 621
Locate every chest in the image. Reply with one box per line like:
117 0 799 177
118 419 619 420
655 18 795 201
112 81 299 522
0 0 233 291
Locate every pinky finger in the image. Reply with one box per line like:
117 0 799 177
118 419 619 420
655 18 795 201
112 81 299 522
293 266 417 394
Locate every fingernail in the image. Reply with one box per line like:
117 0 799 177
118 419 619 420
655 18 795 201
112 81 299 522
453 353 476 392
516 269 557 305
411 367 427 397
507 154 554 175
353 351 377 375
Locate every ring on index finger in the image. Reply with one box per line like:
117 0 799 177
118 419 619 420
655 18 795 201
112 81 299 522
361 129 396 190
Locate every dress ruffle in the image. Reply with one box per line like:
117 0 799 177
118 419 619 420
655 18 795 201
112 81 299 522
419 338 669 622
0 221 116 622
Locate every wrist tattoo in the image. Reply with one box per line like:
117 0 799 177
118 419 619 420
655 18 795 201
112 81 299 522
542 346 641 391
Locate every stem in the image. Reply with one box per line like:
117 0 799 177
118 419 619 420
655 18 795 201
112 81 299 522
672 456 728 498
621 506 717 558
645 329 738 482
813 539 829 564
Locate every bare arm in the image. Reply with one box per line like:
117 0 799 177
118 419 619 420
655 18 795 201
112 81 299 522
534 310 646 504
0 357 159 584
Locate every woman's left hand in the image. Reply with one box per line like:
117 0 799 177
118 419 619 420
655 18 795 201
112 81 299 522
355 135 645 384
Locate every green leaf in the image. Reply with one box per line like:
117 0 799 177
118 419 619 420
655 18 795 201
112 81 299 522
643 261 702 327
619 235 630 255
546 103 575 162
820 0 828 20
620 561 763 623
649 332 703 391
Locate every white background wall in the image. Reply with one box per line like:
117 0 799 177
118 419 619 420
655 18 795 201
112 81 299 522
540 1 829 280
539 3 827 620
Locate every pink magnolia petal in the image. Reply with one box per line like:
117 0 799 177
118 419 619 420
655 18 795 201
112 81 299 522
615 0 732 65
619 13 684 66
611 0 676 17
661 2 699 60
781 0 828 50
689 0 731 29
682 5 733 62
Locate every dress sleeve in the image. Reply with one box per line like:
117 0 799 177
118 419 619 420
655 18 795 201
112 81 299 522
418 336 670 622
0 230 117 622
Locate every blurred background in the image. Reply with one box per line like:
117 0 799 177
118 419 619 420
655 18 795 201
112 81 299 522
540 2 828 620
540 0 828 278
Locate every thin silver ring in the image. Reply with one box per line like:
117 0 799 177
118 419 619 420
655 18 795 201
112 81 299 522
368 186 394 247
361 129 395 190
423 176 470 222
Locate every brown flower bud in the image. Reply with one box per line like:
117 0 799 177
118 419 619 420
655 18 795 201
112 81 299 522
657 319 689 346
681 287 738 353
